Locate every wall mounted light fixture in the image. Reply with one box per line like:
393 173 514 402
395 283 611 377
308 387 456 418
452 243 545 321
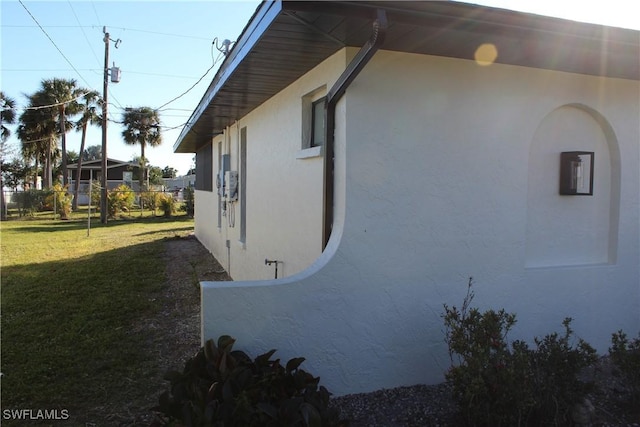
559 151 594 195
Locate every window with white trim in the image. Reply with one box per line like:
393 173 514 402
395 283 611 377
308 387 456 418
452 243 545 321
301 86 326 152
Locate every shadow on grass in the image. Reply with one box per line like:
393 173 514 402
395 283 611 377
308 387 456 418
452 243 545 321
0 237 179 424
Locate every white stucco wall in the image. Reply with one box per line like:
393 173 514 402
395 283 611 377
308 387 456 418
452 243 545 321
200 48 639 396
194 50 350 280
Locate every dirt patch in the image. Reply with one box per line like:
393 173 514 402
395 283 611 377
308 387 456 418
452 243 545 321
102 232 230 426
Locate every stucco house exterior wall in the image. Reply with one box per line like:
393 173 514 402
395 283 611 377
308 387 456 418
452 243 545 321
175 1 639 396
198 49 639 395
194 50 351 280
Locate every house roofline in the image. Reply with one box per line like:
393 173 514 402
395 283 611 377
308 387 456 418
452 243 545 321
174 0 640 154
67 158 140 170
174 0 283 153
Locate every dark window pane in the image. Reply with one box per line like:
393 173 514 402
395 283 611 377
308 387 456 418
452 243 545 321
311 98 325 147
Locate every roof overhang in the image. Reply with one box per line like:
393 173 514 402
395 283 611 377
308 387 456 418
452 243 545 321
67 158 140 170
174 0 640 154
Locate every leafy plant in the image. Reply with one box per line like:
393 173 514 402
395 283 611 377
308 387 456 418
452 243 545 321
443 278 597 426
44 183 73 219
181 185 194 217
12 189 48 216
140 190 161 212
153 335 344 427
107 184 135 217
89 179 102 207
609 330 640 403
158 193 175 218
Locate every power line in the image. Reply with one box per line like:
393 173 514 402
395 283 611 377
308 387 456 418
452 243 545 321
4 25 213 41
17 0 94 91
2 68 201 80
90 1 102 27
21 91 90 111
155 49 225 111
95 26 214 41
67 1 102 67
2 68 99 72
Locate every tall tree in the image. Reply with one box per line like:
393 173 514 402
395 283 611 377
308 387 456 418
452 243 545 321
162 166 177 178
38 78 83 187
83 144 102 161
72 91 101 210
17 92 59 188
121 107 162 189
1 158 29 191
1 91 16 143
1 91 17 220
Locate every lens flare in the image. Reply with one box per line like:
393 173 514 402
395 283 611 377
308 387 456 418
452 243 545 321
475 43 498 66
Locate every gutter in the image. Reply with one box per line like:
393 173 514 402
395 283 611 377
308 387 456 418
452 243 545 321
322 9 388 249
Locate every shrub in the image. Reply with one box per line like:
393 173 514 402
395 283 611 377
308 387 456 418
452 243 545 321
181 186 194 217
140 191 161 212
89 180 102 208
107 184 135 218
44 183 73 219
609 330 640 403
153 335 344 427
158 193 175 218
443 278 597 426
12 189 48 216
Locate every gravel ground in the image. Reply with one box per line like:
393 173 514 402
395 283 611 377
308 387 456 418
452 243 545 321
123 233 639 427
330 362 640 426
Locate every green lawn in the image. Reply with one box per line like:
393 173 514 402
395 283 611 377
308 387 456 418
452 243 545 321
0 212 194 424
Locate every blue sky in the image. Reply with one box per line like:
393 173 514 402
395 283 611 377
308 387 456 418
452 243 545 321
2 1 638 176
1 1 260 175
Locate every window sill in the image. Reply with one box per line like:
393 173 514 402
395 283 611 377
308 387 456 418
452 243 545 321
296 146 322 159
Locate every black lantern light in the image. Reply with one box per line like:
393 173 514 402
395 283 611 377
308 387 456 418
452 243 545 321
559 151 594 196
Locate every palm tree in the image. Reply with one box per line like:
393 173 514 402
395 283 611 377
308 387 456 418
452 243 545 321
121 107 162 189
1 91 17 220
1 91 16 143
38 78 83 187
72 90 101 210
17 93 59 188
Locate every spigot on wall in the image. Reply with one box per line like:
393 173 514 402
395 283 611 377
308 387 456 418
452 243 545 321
265 259 283 279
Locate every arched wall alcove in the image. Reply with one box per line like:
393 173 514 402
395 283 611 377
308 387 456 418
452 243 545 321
525 104 620 268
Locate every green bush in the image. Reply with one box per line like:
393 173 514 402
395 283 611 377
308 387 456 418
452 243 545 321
12 189 48 216
44 183 73 219
443 278 597 426
107 184 135 218
181 186 194 217
609 330 640 403
87 179 103 209
158 193 175 218
140 191 161 212
153 335 344 427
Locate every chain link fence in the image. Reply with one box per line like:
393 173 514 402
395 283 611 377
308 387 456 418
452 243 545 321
2 184 194 220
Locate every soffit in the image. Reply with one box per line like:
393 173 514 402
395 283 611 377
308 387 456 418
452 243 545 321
174 0 640 153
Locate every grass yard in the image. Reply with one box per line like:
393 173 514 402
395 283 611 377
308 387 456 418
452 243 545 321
0 212 196 425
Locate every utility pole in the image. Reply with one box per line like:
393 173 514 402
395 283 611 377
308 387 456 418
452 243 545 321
100 27 120 224
100 27 110 224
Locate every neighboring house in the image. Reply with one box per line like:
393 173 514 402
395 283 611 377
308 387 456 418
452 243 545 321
162 174 195 201
173 1 639 395
67 158 141 204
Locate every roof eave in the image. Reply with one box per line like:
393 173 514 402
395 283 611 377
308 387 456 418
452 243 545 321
173 1 640 154
174 0 283 153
